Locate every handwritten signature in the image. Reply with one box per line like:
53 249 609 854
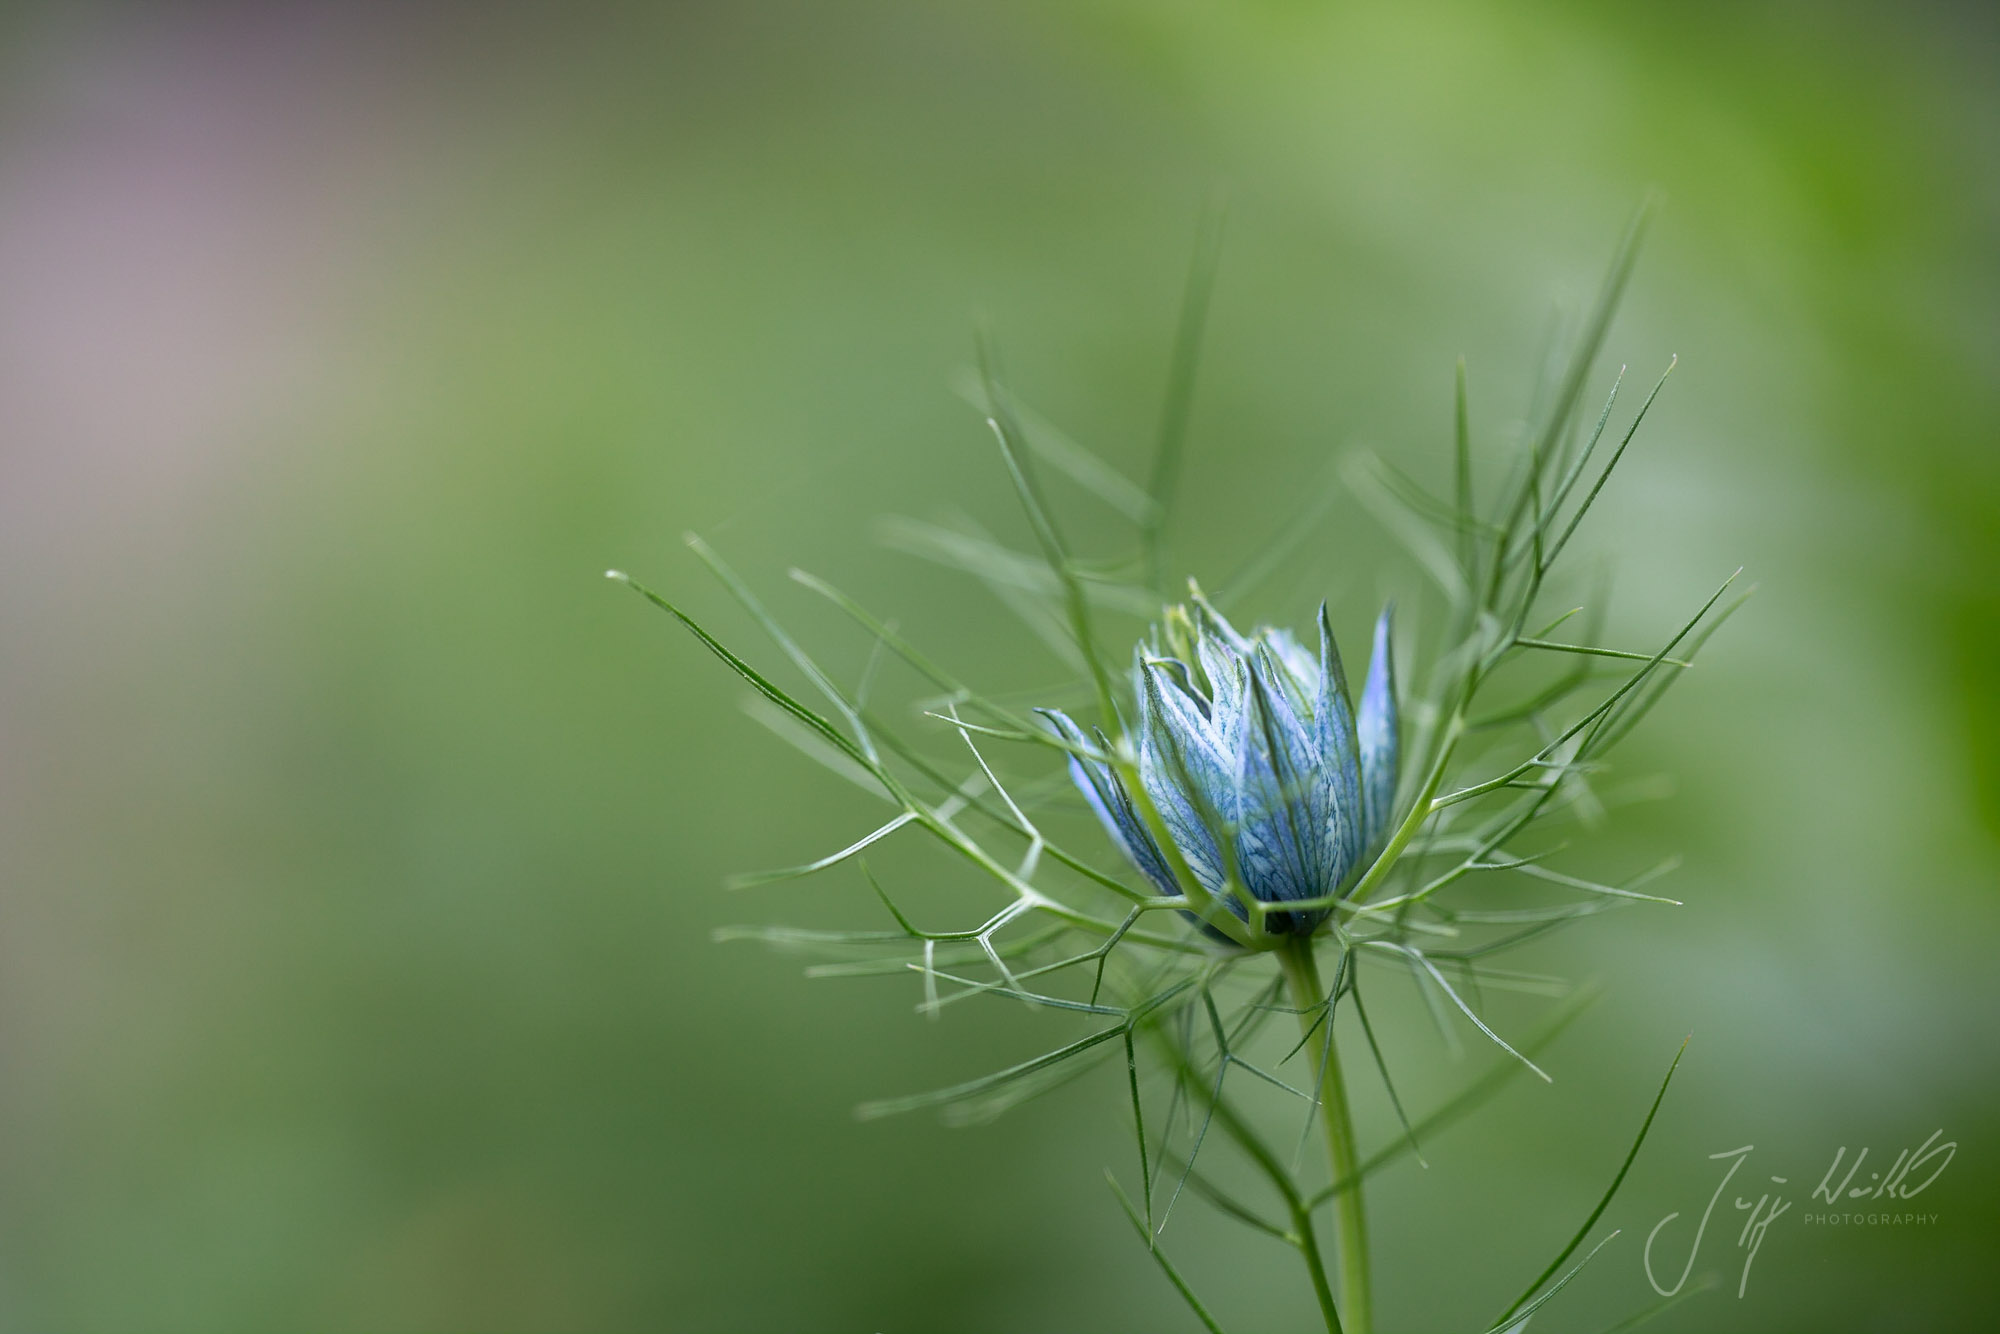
1643 1130 1954 1299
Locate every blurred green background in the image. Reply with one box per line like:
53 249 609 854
1 2 1996 1330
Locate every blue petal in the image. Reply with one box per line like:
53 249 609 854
1357 605 1400 849
1038 709 1179 898
1136 664 1233 899
1188 589 1254 656
1260 627 1321 703
1193 633 1248 760
1313 605 1366 884
1231 663 1331 932
1149 655 1209 718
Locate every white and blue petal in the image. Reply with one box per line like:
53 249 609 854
1232 664 1333 931
1136 664 1235 899
1356 605 1399 850
1260 626 1321 704
1193 632 1249 764
1312 605 1366 883
1039 709 1179 898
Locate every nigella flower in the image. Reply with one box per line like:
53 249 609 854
1043 594 1398 942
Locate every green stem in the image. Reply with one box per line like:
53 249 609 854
1280 938 1371 1334
1289 1199 1347 1334
1142 1022 1341 1332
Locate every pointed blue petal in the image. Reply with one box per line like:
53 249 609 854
1136 664 1234 900
1188 588 1255 655
1230 665 1332 932
1148 655 1208 719
1357 605 1400 849
1193 631 1249 762
1038 709 1179 898
1314 605 1366 884
1260 627 1321 703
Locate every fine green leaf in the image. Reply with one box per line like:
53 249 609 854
1477 1229 1621 1334
1491 1036 1690 1327
608 570 871 770
1108 1172 1227 1334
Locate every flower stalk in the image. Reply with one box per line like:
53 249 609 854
1280 936 1371 1334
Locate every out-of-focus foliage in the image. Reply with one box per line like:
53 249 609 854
0 3 1993 1331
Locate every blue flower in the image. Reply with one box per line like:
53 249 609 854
1042 596 1398 941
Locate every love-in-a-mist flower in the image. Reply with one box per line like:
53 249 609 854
1043 594 1397 942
